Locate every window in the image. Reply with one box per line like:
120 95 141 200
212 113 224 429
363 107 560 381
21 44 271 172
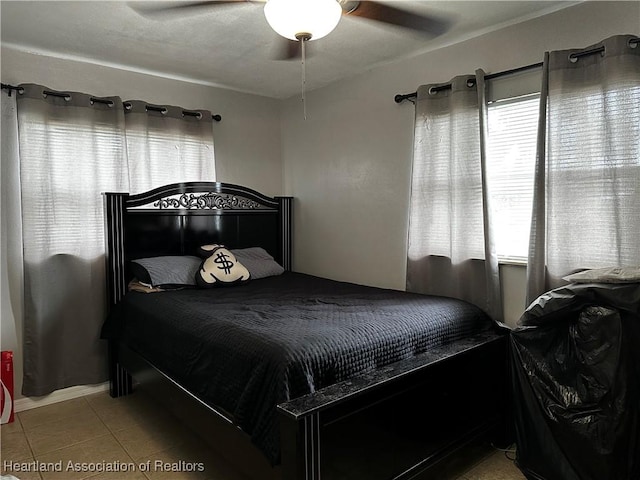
18 112 129 262
486 93 540 263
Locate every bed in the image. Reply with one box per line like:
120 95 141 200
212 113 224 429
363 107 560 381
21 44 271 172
102 182 510 480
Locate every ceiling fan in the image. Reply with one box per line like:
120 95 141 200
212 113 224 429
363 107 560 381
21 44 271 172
131 0 449 118
130 0 450 60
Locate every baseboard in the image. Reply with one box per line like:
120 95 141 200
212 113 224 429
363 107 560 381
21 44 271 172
13 382 110 412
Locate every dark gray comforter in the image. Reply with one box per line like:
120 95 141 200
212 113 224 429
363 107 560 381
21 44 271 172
102 272 492 463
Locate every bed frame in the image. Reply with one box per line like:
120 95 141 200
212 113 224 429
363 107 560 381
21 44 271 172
103 182 510 480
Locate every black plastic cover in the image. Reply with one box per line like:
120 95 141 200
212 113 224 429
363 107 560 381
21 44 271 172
511 282 640 480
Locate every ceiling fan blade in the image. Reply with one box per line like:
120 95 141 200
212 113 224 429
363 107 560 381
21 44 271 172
346 1 450 36
129 1 260 19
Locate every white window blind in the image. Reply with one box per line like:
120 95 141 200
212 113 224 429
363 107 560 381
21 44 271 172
124 101 216 194
18 112 129 262
486 93 540 262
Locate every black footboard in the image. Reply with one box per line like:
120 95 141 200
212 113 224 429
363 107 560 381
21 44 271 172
278 331 510 480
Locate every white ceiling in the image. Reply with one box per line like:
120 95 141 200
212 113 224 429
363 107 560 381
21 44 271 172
1 1 578 99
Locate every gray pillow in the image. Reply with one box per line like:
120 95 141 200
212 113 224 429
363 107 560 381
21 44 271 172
231 247 284 279
130 255 201 288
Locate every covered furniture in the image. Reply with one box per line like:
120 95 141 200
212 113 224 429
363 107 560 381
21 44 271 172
511 282 640 480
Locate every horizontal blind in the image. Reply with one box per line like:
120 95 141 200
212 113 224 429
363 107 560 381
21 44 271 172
124 101 216 194
546 79 640 273
486 94 540 262
18 104 129 262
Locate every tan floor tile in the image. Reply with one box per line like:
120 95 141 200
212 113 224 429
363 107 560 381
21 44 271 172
464 451 525 480
112 420 187 462
1 417 24 434
1 422 41 480
86 391 149 414
1 462 43 480
86 469 149 480
24 410 110 456
34 434 135 480
89 406 143 434
138 434 251 480
88 392 168 434
170 435 250 480
84 391 120 411
132 408 186 438
1 429 34 462
19 398 94 431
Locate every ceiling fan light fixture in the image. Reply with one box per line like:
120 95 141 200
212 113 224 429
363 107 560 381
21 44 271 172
264 0 342 41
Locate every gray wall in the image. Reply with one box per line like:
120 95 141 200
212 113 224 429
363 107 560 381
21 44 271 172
281 1 640 325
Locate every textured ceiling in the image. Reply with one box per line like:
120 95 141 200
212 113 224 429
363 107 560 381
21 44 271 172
1 1 578 99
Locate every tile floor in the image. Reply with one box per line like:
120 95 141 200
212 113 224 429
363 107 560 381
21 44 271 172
1 391 526 480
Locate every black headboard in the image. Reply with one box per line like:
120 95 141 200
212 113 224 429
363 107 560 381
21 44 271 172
103 182 292 308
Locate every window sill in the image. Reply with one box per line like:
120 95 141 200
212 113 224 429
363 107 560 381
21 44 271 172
498 257 527 267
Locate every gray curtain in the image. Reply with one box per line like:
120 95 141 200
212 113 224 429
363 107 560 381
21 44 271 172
526 35 640 304
13 85 218 396
124 100 216 193
1 91 24 396
407 71 503 322
16 85 129 396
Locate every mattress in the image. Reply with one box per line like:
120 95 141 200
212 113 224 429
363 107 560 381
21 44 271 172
102 272 492 463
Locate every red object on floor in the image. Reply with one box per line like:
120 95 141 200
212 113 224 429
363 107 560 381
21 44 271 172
1 350 15 424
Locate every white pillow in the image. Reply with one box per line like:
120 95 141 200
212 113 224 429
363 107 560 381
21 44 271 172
562 266 640 284
196 245 250 288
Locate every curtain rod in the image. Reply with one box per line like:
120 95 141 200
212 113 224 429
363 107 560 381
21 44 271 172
394 61 544 104
396 37 639 103
1 83 222 122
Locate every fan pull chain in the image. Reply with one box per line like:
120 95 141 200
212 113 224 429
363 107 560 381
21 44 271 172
301 36 307 120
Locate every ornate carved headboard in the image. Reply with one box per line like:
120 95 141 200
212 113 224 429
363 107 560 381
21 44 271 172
103 182 292 308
